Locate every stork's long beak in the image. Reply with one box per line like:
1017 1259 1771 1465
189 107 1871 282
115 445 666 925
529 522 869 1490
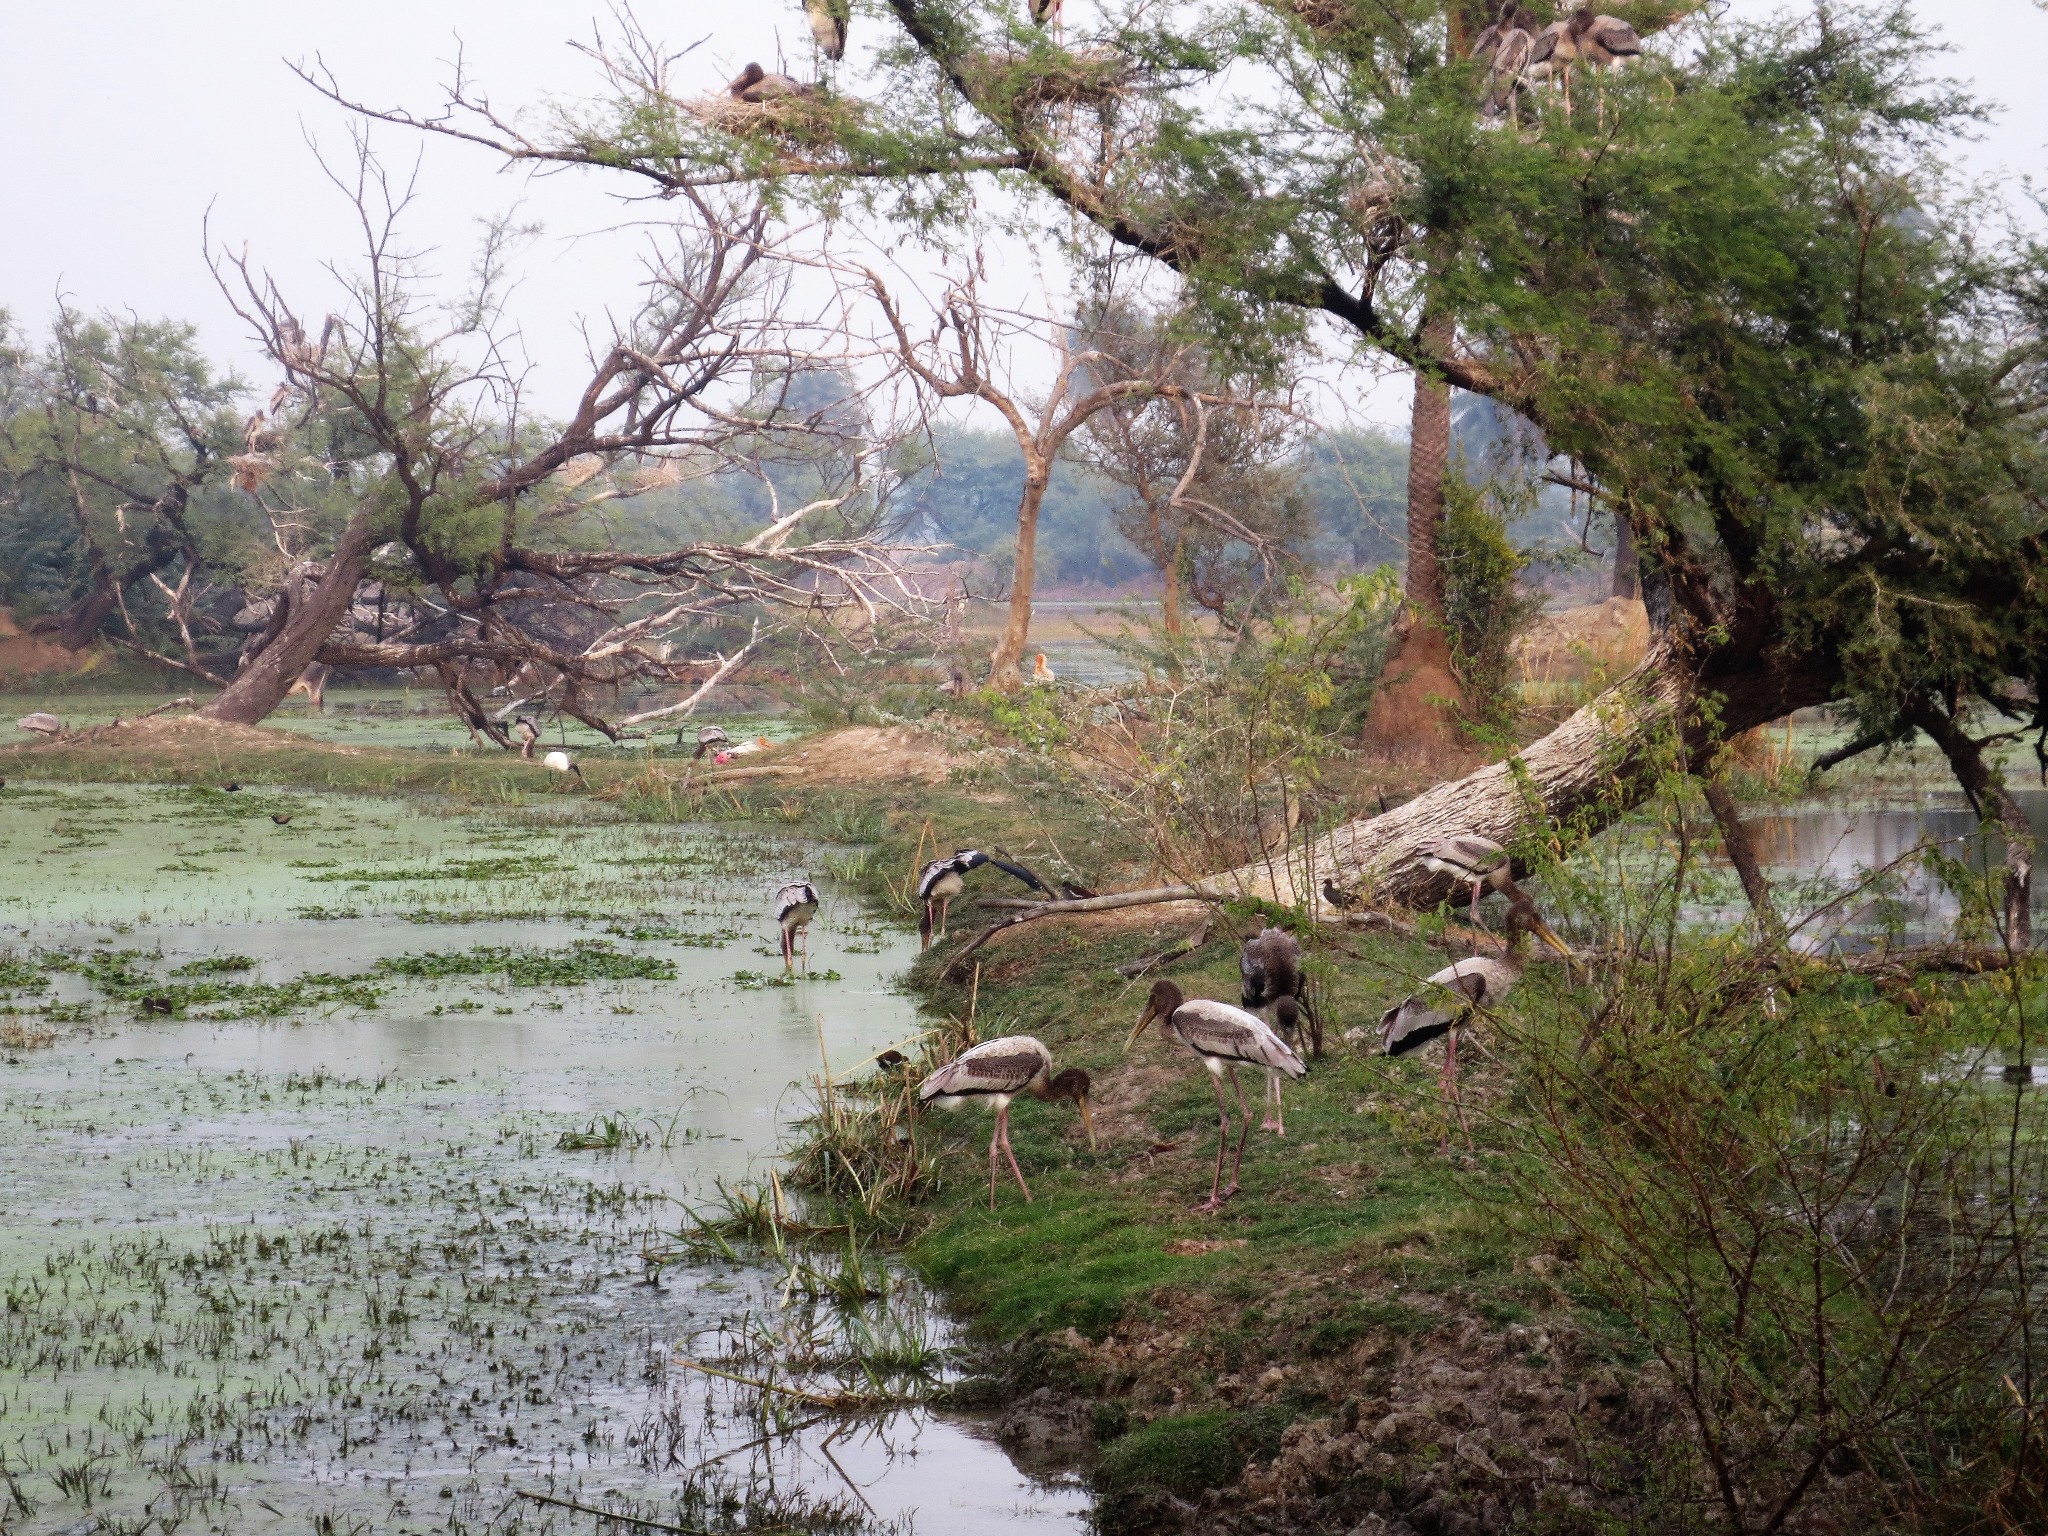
1534 919 1575 966
1123 1002 1155 1056
1077 1095 1097 1150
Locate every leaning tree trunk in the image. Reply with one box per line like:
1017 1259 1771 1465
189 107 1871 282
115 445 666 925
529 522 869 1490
198 507 380 725
988 469 1050 690
1908 703 2035 953
1228 640 1839 913
1361 315 1468 762
1611 511 1639 601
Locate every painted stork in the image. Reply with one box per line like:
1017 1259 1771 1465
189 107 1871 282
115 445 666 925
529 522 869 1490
1570 9 1642 127
916 849 1052 948
1028 0 1062 29
774 880 821 972
1030 653 1057 686
1240 926 1316 1133
1134 980 1307 1213
1472 3 1541 123
1381 896 1573 1147
15 712 62 738
542 749 586 789
919 1036 1095 1207
727 63 817 102
689 724 730 759
803 0 849 61
515 716 541 761
1415 832 1532 928
1525 15 1584 117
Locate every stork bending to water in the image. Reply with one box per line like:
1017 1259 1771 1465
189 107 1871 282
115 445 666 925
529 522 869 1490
919 1036 1095 1207
1135 981 1306 1213
774 881 820 973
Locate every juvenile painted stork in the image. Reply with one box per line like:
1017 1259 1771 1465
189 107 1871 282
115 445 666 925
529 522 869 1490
1028 0 1062 29
1472 3 1541 123
15 712 62 738
1030 653 1057 686
774 880 821 972
1381 896 1572 1148
803 0 849 61
1135 980 1307 1213
1415 831 1530 927
1240 926 1316 1133
542 749 586 789
689 724 730 759
1571 8 1642 127
918 1036 1096 1207
726 63 817 102
515 716 541 761
916 849 1052 948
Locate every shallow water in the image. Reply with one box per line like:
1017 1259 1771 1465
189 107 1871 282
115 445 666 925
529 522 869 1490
0 783 1087 1535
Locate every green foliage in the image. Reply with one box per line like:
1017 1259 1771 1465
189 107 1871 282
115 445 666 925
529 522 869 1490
1440 472 1542 729
372 942 675 987
1093 1407 1291 1531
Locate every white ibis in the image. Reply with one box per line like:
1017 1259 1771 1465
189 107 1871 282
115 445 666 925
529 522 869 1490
542 749 586 789
690 724 729 759
727 63 817 102
1030 653 1057 686
1134 980 1307 1213
918 1036 1096 1207
1381 896 1573 1148
774 880 820 972
916 850 1052 948
1240 926 1315 1133
803 0 849 61
515 716 540 760
15 713 62 738
1415 832 1531 927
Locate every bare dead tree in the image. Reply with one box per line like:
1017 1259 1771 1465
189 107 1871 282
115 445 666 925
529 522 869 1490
198 135 933 735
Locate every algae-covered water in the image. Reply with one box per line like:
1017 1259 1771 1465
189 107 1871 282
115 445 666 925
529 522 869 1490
0 783 1087 1535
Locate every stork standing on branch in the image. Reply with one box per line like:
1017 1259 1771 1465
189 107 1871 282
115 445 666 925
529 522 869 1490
802 0 849 61
1134 981 1306 1213
917 849 1052 947
919 1036 1095 1207
1381 896 1573 1149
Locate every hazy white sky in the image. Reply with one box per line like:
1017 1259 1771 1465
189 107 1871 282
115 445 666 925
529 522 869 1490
4 1 2043 431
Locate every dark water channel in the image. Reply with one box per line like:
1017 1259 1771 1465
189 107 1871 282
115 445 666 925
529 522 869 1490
0 783 1087 1535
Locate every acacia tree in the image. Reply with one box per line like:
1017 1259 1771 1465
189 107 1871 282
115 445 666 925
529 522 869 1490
322 2 2045 932
194 147 929 735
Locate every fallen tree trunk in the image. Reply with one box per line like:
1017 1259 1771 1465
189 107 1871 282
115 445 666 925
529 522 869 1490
1235 641 1840 914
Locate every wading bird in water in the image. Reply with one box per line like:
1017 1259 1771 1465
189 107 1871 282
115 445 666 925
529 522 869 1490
1134 980 1306 1212
1381 896 1573 1149
542 749 586 789
774 880 820 972
918 1036 1095 1207
1240 926 1316 1132
916 849 1052 948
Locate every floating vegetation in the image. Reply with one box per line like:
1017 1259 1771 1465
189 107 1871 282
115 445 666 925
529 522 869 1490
609 921 745 947
0 958 47 994
307 854 563 883
374 940 676 987
734 968 844 989
557 1112 648 1151
291 904 361 921
170 953 256 976
40 947 383 1019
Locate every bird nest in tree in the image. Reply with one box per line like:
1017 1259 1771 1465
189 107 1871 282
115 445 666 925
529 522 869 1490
687 93 863 153
961 48 1137 113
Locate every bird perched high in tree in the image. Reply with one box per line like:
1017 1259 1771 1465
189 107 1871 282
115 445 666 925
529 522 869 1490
919 1036 1095 1206
726 63 817 102
802 0 849 62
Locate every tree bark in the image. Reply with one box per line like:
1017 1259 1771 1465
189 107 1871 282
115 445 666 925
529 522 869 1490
1237 641 1839 913
1163 531 1184 641
198 506 380 725
1905 703 2034 953
1360 316 1468 761
1701 773 1785 946
988 467 1049 689
1612 511 1639 601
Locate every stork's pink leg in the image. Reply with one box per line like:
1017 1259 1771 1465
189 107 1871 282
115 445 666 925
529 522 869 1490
1262 1070 1285 1134
1195 1071 1231 1213
1222 1067 1252 1201
987 1120 1000 1209
998 1104 1032 1202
